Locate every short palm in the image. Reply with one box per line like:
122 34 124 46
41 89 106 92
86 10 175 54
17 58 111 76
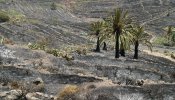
90 21 107 52
132 25 152 59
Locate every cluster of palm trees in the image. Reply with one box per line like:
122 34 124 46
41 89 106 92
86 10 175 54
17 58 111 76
90 8 152 59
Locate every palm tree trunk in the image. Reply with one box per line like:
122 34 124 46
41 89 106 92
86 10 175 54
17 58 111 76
120 43 125 57
115 32 120 58
134 40 139 59
103 42 107 50
95 37 100 52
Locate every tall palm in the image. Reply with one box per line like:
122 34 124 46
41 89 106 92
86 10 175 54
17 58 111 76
132 25 152 59
111 8 132 58
90 21 106 52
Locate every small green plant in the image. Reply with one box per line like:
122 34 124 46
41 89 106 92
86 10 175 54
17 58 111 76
46 49 74 61
62 54 74 61
28 38 49 50
51 2 57 10
7 9 26 23
46 49 60 57
159 26 175 46
0 36 4 44
0 10 10 23
153 37 169 46
28 43 45 50
0 36 14 45
76 48 87 55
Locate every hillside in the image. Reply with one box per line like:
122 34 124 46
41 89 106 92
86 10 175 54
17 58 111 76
72 0 175 34
0 0 89 48
0 0 175 100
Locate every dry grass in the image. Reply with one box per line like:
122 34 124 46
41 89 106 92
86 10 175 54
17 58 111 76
2 38 14 45
10 81 20 89
56 85 79 100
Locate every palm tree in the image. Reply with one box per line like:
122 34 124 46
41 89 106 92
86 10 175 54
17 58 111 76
119 29 133 57
167 26 173 43
166 26 175 45
111 8 132 58
162 26 175 46
132 25 152 59
90 21 106 52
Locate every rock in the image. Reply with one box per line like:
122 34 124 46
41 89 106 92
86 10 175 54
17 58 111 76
5 89 23 100
136 80 144 86
26 93 40 100
6 95 19 100
9 90 22 97
29 77 45 92
33 77 44 85
26 92 54 100
0 91 8 97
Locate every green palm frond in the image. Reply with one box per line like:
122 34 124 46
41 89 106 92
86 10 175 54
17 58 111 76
110 8 133 50
90 20 110 45
90 21 106 35
131 24 152 51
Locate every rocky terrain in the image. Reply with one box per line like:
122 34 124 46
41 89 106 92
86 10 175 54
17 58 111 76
0 0 175 100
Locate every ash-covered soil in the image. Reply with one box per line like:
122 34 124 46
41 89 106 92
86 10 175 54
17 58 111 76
0 0 175 47
73 0 175 34
0 0 175 100
0 45 175 99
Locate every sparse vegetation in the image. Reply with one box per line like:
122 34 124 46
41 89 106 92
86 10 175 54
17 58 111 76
51 2 57 10
28 38 49 50
56 85 79 100
0 35 4 44
154 26 175 46
0 10 10 23
1 1 175 100
7 10 26 23
0 36 14 45
153 37 169 45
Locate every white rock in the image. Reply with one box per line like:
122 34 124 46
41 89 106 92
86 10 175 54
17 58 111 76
6 95 18 100
10 90 22 96
26 93 40 100
0 91 9 97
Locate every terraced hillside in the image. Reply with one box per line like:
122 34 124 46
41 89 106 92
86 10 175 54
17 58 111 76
0 0 175 47
0 0 175 100
73 0 175 34
0 0 89 48
0 44 175 99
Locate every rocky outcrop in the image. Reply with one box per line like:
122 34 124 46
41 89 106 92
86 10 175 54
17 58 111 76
0 89 24 100
0 90 54 100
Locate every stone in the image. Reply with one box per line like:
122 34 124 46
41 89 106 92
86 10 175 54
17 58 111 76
0 91 8 97
136 80 144 86
9 89 22 96
26 93 40 100
4 90 23 100
33 77 44 85
26 92 54 100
